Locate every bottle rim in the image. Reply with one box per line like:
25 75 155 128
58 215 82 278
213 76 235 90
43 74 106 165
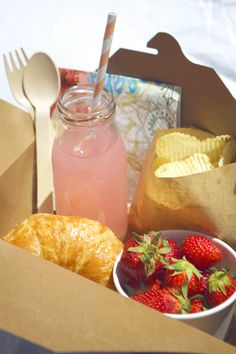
57 83 115 125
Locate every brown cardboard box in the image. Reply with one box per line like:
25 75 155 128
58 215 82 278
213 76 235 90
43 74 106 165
0 33 236 353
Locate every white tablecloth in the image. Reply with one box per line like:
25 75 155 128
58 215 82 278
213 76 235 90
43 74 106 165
0 0 236 105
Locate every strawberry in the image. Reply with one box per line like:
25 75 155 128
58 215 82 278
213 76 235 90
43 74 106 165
181 234 223 270
189 272 210 296
131 287 182 314
189 298 206 313
163 257 207 297
165 239 181 264
131 283 206 314
119 232 180 281
206 269 236 307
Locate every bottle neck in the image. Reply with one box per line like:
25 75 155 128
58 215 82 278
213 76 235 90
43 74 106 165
57 84 115 128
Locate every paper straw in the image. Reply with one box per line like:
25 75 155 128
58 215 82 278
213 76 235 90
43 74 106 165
92 12 116 110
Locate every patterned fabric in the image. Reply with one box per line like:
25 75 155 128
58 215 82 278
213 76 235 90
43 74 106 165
54 68 182 200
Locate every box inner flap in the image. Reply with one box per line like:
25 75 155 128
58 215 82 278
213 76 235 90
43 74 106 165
108 32 236 139
0 99 34 176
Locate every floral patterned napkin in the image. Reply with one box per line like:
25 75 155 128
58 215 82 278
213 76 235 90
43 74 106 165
54 68 182 201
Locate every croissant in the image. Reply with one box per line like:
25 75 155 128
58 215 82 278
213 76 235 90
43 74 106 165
3 213 123 288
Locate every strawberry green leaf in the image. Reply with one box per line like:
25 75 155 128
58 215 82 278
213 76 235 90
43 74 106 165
171 257 181 262
181 282 188 299
140 253 150 262
186 268 194 282
150 232 162 244
166 257 202 279
133 232 144 244
208 270 231 295
190 294 205 301
218 282 227 296
143 234 151 245
158 246 171 255
128 246 144 253
144 259 155 277
173 264 184 272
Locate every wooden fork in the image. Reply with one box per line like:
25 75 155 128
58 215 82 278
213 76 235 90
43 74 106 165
3 48 34 121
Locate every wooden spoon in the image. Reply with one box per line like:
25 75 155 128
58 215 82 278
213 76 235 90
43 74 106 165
23 52 60 213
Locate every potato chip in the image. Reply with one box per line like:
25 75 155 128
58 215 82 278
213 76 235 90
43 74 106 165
202 135 233 164
155 132 233 164
155 133 197 161
154 131 236 177
154 153 213 178
218 138 236 167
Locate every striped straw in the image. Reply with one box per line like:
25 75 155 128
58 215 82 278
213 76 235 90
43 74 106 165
92 12 116 110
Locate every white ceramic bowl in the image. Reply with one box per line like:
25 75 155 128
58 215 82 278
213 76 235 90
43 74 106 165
113 230 236 339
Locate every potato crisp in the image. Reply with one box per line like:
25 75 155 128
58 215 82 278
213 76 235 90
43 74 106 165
154 132 236 177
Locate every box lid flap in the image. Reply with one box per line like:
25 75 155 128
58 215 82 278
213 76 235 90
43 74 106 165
0 240 235 353
108 32 236 139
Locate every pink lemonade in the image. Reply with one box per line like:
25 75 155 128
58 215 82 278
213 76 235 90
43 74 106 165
52 120 128 239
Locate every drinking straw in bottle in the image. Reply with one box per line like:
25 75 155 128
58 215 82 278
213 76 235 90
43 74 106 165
92 12 117 110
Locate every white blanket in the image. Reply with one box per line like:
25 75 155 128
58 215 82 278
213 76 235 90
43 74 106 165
0 0 235 104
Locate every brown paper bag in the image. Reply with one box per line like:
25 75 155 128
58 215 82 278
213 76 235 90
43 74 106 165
129 127 236 247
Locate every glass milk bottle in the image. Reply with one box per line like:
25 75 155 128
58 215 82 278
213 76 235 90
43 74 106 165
52 84 128 239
